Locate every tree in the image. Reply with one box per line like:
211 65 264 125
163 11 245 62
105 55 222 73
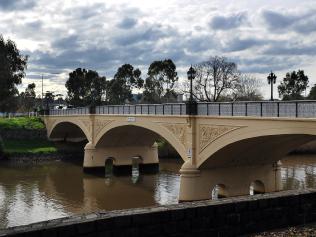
308 84 316 100
278 70 309 100
20 83 36 112
106 64 143 104
190 56 240 102
0 35 28 112
44 91 55 109
65 68 106 107
233 74 263 101
143 59 178 103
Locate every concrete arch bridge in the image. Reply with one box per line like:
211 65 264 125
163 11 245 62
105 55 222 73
44 101 316 201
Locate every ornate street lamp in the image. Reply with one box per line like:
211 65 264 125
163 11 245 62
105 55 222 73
267 71 277 101
186 65 197 115
187 65 196 102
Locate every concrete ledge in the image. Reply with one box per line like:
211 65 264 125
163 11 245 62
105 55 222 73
2 189 316 236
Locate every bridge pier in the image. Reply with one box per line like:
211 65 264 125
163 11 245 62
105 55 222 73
83 142 159 174
179 161 282 201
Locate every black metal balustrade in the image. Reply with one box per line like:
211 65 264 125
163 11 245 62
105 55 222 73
48 101 316 118
49 107 89 116
197 101 316 118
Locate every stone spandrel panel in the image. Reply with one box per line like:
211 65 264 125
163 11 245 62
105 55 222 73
199 124 242 153
161 123 188 148
94 119 113 138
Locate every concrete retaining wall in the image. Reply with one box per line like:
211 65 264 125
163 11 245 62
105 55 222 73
1 189 316 237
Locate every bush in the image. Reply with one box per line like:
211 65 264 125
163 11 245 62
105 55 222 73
0 136 4 156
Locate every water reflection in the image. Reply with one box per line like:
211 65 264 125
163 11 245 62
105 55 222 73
281 155 316 190
0 158 182 229
1 155 316 229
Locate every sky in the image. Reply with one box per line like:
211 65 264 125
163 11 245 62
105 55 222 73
1 0 316 99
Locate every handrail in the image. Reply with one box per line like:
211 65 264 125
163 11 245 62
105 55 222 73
48 101 316 118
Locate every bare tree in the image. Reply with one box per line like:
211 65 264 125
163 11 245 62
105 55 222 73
187 56 240 102
233 74 263 101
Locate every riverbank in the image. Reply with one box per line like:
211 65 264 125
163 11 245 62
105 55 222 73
0 117 60 160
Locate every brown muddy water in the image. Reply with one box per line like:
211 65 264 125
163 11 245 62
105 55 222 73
0 156 315 229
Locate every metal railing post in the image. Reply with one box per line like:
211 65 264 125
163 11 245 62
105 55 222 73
231 103 234 116
245 103 248 116
260 102 263 117
218 103 221 116
207 103 209 115
296 102 298 117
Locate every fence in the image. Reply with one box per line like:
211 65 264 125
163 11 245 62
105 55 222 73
49 107 89 116
48 101 316 118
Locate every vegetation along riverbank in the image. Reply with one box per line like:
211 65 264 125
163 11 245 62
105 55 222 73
0 117 58 160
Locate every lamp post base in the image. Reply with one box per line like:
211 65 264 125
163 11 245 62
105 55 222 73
186 101 197 115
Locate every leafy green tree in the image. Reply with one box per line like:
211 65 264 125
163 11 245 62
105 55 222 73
0 136 4 158
106 64 143 104
278 70 309 100
65 68 106 106
308 84 316 100
143 59 178 103
0 35 28 112
44 91 55 109
20 83 36 112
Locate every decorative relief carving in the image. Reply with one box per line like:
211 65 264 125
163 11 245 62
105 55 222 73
162 123 187 147
199 125 242 152
81 119 92 134
94 119 112 137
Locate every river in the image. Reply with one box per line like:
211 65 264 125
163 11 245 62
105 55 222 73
0 156 316 229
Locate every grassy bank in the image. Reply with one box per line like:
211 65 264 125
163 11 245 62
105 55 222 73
0 117 58 157
3 139 57 155
0 117 45 130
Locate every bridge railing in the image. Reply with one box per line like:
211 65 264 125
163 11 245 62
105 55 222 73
48 101 316 118
96 103 186 115
49 107 89 116
197 101 316 118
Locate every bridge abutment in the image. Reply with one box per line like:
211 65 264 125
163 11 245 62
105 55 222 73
83 142 159 174
179 161 282 201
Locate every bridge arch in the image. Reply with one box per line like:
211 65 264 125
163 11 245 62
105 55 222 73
47 119 91 142
94 120 188 162
199 125 316 169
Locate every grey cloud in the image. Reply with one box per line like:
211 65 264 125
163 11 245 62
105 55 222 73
264 44 316 56
117 17 138 29
224 38 267 52
209 12 247 30
52 35 81 50
114 24 173 46
234 56 299 74
0 0 36 10
262 9 316 34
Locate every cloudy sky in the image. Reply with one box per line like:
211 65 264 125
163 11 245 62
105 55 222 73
1 0 316 99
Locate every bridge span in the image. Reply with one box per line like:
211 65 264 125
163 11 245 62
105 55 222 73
44 101 316 201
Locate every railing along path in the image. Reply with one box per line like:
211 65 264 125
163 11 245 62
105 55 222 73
49 101 316 118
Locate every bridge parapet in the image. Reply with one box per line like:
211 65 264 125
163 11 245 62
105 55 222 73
49 100 316 118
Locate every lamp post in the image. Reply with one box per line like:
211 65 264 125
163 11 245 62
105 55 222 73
267 71 277 101
186 65 197 115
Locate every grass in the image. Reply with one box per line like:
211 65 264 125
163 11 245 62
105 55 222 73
0 117 45 130
3 139 57 154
